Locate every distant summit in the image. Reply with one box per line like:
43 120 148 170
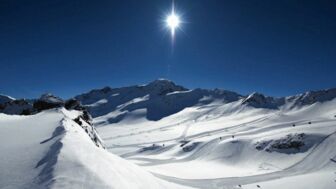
143 79 188 95
74 79 242 120
0 94 15 105
72 80 336 123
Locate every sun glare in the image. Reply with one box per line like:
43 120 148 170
165 1 181 39
166 13 180 30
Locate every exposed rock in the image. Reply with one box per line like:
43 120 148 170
0 94 15 105
242 92 283 109
0 99 34 115
33 94 64 112
65 98 85 110
255 133 323 154
144 79 188 96
287 88 336 108
72 111 103 148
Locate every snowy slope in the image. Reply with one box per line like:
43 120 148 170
76 80 336 189
1 80 335 189
75 79 242 121
96 98 336 189
0 108 191 189
75 79 336 123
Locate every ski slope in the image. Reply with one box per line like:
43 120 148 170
95 94 336 189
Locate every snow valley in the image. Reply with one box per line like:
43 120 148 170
1 79 336 189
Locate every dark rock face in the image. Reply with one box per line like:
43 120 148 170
0 95 14 105
255 133 323 154
21 109 33 115
0 93 91 117
72 111 103 148
242 92 283 109
1 95 35 115
81 110 93 125
33 94 65 112
0 99 34 115
144 79 188 96
65 98 85 111
289 88 336 107
33 101 62 112
272 140 304 150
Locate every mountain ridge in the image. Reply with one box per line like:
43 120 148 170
73 79 336 122
1 79 336 120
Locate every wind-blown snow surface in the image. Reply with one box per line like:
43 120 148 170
0 108 191 189
78 80 336 189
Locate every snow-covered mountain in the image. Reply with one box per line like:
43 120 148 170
74 79 243 123
1 80 336 189
74 79 241 121
0 94 15 104
75 80 336 189
74 79 336 123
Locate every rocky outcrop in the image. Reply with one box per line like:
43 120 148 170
255 133 323 154
0 98 34 115
65 98 85 110
242 92 284 109
33 94 65 112
287 88 336 108
0 94 15 105
0 94 88 116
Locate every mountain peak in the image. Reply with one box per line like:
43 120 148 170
39 93 64 104
0 94 15 105
242 92 281 109
146 79 178 87
144 79 188 95
288 88 336 107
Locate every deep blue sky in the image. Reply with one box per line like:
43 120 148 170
1 0 335 99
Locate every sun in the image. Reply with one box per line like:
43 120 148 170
165 1 181 38
166 13 180 31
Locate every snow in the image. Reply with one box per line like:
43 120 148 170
1 81 336 189
0 108 191 189
92 86 336 189
74 80 242 119
0 110 63 189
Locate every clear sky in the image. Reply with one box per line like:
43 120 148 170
1 0 335 99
